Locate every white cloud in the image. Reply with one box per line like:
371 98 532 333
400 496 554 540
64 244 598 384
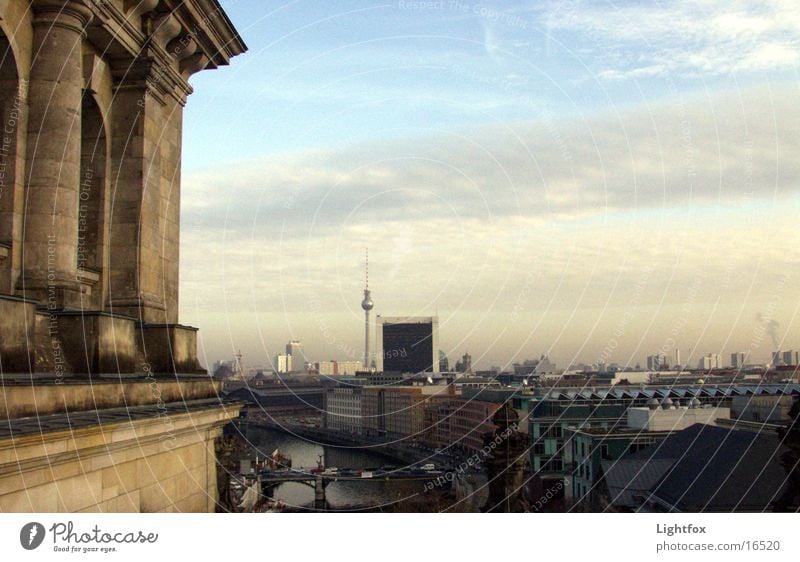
183 86 800 237
181 86 800 366
541 0 800 78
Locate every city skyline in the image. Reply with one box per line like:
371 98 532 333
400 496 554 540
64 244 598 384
179 1 800 371
208 329 798 374
1 0 799 524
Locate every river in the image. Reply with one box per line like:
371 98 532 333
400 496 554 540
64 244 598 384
240 426 487 512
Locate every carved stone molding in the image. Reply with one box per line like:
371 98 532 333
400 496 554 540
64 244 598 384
32 0 93 34
149 11 182 49
123 0 160 22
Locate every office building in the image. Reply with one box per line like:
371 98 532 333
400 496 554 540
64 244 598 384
771 350 799 366
315 360 363 376
423 398 502 454
439 351 450 372
646 354 668 371
286 340 304 367
698 353 722 370
566 427 675 508
322 387 364 433
528 384 799 495
275 353 292 374
731 395 795 423
323 384 454 440
456 352 473 373
376 316 439 373
600 424 799 512
731 351 748 369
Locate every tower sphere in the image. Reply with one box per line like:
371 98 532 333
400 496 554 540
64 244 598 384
362 290 374 311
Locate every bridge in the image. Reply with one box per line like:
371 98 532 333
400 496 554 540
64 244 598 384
257 467 445 510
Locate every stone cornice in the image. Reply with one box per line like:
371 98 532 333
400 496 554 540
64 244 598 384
163 0 247 67
86 2 189 105
108 49 192 106
86 0 245 106
87 0 149 56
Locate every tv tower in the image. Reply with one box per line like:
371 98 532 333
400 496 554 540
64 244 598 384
361 248 374 369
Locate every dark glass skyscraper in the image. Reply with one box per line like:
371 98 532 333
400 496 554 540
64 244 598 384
377 316 439 373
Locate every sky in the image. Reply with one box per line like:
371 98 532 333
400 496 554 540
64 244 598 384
178 0 800 371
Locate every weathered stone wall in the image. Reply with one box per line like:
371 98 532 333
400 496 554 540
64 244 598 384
0 295 36 372
0 1 245 513
0 378 222 419
0 0 33 296
0 0 246 374
139 324 203 374
0 403 237 512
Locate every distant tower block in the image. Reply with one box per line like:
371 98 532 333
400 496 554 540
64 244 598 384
377 316 440 373
361 249 374 369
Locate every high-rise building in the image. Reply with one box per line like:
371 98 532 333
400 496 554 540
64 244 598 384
698 353 722 370
646 354 668 371
376 316 439 373
275 353 292 374
286 340 303 369
731 352 747 369
456 352 473 373
769 350 798 366
439 351 450 372
768 350 799 366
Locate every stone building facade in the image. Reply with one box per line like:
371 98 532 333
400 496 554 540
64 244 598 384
0 0 246 512
0 0 245 374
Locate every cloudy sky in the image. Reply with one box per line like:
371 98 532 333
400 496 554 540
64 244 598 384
179 0 800 371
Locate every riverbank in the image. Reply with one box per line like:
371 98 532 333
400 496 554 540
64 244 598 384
231 422 488 511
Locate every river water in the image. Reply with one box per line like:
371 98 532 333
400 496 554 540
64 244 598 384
247 427 440 511
241 426 444 511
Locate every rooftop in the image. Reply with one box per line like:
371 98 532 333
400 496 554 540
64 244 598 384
603 423 797 511
535 384 800 402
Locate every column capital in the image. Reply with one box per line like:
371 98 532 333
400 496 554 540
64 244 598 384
32 0 94 34
110 52 193 106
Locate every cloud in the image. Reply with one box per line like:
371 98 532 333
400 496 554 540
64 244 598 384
182 201 800 367
183 85 800 240
541 0 800 78
180 85 800 368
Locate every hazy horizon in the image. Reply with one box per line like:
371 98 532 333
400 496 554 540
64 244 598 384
177 1 800 370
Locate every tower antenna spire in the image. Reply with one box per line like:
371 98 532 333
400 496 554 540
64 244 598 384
361 248 374 369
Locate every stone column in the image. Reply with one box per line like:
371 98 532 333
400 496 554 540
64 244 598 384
160 97 183 324
108 13 191 324
107 62 166 323
18 0 92 308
